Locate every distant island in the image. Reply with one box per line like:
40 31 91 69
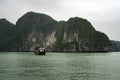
111 40 120 51
0 11 114 52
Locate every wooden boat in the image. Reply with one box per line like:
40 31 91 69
34 46 46 55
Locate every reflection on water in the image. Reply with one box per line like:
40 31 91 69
0 52 120 80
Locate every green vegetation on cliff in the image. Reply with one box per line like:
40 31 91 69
0 19 15 50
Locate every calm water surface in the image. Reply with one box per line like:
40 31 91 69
0 52 120 80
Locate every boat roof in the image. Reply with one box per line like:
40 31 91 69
39 48 45 49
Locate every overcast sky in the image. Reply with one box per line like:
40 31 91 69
0 0 120 41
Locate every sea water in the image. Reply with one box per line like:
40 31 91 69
0 52 120 80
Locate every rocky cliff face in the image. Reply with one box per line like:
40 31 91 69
0 12 112 52
11 12 58 51
54 17 111 52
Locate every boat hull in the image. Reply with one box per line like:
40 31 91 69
34 50 46 55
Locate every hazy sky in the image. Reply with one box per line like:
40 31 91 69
0 0 120 41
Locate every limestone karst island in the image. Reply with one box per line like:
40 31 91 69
0 11 115 52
